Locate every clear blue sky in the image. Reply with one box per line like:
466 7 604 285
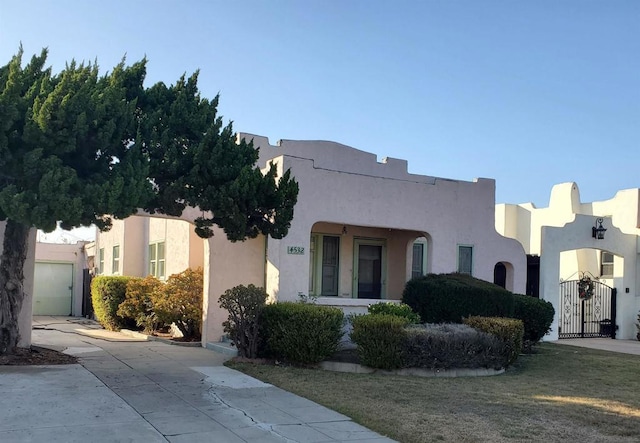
1 0 638 209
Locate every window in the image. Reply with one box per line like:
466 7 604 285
457 245 473 275
309 234 340 296
112 245 120 274
98 248 104 275
149 242 166 279
600 251 614 277
411 241 427 279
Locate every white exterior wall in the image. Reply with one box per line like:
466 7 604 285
0 221 37 347
35 241 89 316
498 182 640 340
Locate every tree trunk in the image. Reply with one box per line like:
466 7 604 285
0 219 30 355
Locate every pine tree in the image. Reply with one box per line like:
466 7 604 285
0 49 298 354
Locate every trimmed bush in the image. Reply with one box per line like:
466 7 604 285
219 284 268 358
403 273 515 323
261 302 344 364
512 294 554 345
402 324 511 370
350 314 409 370
153 268 203 340
91 276 135 331
117 275 164 333
463 316 524 365
368 302 421 324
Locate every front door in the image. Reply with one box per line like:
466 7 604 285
354 240 385 299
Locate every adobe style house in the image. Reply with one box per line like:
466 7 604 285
95 134 526 345
496 182 640 341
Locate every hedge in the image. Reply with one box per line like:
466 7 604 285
402 273 515 323
368 302 421 323
261 302 344 364
91 276 136 331
512 294 555 344
350 314 409 370
463 316 524 365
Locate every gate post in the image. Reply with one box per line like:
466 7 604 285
611 288 617 339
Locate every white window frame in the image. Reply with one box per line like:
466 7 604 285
112 245 120 274
457 245 473 276
98 248 104 275
600 251 614 278
149 241 166 280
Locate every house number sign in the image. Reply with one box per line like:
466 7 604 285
287 246 305 255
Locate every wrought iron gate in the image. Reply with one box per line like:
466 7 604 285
559 279 616 339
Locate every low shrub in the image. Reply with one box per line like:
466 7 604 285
368 302 421 323
463 316 524 365
402 273 515 323
261 302 344 364
117 276 164 333
512 294 554 346
91 276 135 331
153 268 203 340
402 324 511 370
350 314 409 370
219 284 268 358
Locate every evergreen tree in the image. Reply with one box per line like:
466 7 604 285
0 49 298 354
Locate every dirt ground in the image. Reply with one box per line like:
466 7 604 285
0 346 77 366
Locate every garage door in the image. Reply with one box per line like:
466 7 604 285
33 262 73 315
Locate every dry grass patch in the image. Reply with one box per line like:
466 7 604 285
227 343 640 443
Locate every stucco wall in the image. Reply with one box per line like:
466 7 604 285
0 222 37 347
245 135 527 306
499 182 640 340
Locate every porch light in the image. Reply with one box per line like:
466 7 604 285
342 225 348 235
592 218 606 240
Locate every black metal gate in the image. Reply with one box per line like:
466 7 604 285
559 279 616 339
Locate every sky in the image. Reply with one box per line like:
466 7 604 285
1 1 638 241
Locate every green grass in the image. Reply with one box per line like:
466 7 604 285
227 343 640 443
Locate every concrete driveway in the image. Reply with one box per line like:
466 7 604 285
0 316 395 443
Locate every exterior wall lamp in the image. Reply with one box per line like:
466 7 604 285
592 218 606 240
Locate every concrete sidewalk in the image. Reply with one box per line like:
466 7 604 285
553 337 640 355
0 316 395 443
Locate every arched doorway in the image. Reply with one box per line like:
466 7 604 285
494 262 506 288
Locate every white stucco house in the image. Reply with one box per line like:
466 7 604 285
94 133 526 345
496 182 640 341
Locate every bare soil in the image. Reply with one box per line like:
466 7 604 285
0 346 77 366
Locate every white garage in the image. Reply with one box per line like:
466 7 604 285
33 262 74 316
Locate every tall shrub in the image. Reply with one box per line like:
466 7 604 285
219 284 268 358
512 294 554 345
153 268 203 339
261 302 344 364
117 275 164 333
91 276 134 331
403 273 514 323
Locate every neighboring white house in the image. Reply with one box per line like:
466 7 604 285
496 182 640 341
96 134 527 346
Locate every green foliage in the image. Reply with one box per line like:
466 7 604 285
463 316 524 365
350 314 409 370
261 302 344 364
91 276 135 331
117 275 164 333
153 268 203 339
402 273 515 323
402 324 511 370
512 294 554 345
219 284 268 358
368 302 421 323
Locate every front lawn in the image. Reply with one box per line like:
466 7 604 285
227 343 640 442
